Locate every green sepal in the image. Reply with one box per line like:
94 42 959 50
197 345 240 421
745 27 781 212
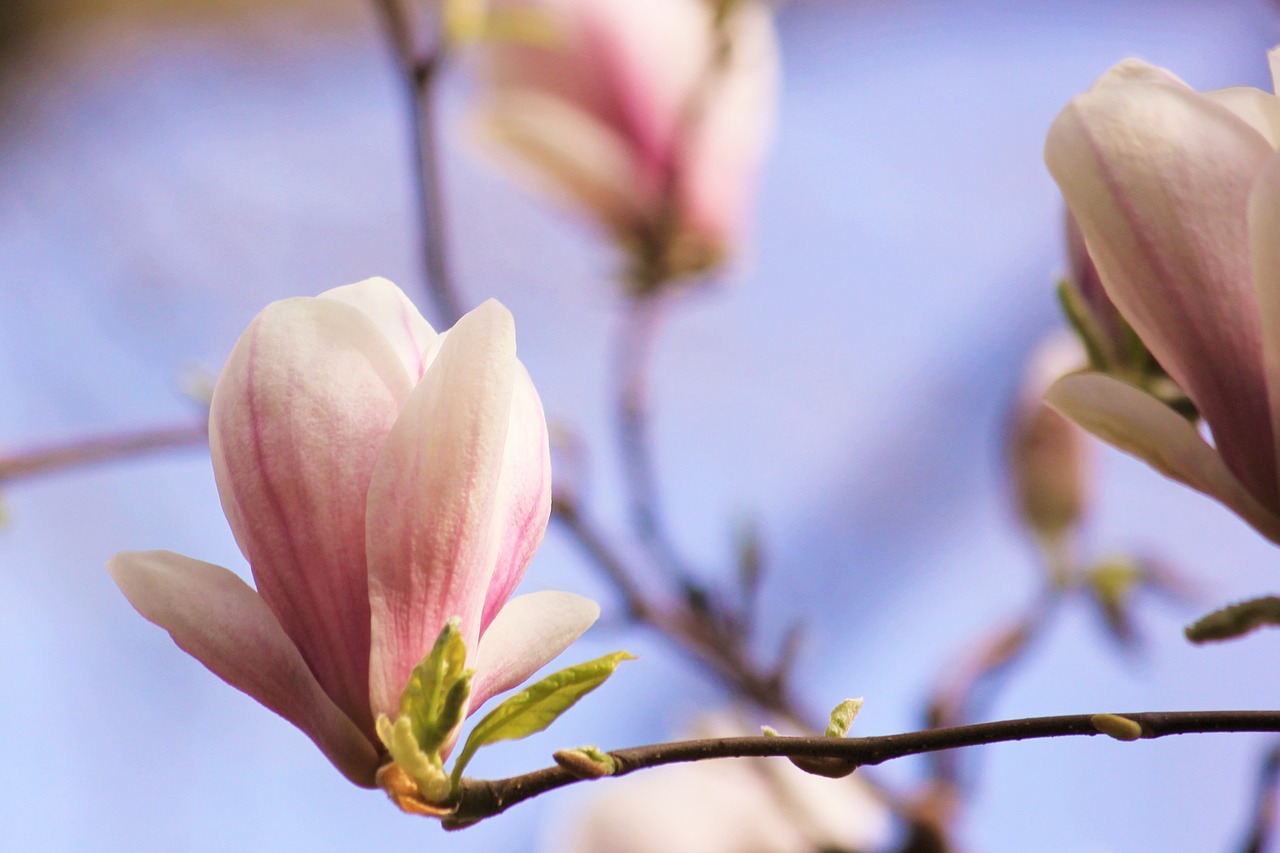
375 715 453 805
1185 596 1280 644
400 618 474 755
450 651 635 784
1056 277 1114 372
824 698 864 738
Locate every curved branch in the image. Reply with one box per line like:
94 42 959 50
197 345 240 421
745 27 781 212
444 710 1280 828
0 422 208 484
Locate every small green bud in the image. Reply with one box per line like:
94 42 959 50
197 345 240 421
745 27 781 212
554 746 617 778
1185 596 1280 644
1091 713 1144 742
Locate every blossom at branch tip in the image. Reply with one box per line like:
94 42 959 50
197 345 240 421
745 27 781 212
473 0 778 283
108 278 598 788
1043 48 1280 544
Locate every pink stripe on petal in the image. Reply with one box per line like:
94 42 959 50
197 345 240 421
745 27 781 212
1046 70 1279 506
480 363 552 632
471 591 601 711
108 551 381 787
366 300 518 717
210 296 413 733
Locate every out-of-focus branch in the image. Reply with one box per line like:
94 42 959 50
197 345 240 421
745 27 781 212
1238 742 1280 853
443 710 1280 829
551 496 807 729
923 591 1059 789
371 0 464 327
0 422 208 484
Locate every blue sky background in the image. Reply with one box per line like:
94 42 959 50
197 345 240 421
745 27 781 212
3 0 1280 850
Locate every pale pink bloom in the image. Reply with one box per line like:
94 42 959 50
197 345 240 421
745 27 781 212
1044 50 1280 543
1007 333 1092 545
478 0 778 274
109 278 598 787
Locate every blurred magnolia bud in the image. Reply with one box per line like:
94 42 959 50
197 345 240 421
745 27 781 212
547 714 890 853
1007 332 1092 558
473 0 778 290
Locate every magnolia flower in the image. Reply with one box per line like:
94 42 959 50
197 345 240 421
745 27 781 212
1007 333 1092 551
108 278 598 788
1044 49 1280 543
547 715 891 853
476 0 778 281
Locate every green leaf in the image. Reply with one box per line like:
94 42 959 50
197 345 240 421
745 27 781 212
1185 596 1280 644
400 618 474 754
824 698 864 738
450 650 635 783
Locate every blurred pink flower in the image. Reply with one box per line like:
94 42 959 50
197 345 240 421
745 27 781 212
477 0 778 280
1007 333 1092 553
1044 50 1280 543
109 278 597 787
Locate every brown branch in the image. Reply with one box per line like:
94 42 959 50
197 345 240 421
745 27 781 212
442 710 1280 829
1238 742 1280 853
0 422 208 484
551 496 805 727
371 0 465 327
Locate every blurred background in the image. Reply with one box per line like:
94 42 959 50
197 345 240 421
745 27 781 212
2 0 1279 850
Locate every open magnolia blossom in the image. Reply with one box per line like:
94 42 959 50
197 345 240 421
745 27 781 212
1044 47 1280 544
108 278 599 790
475 0 778 281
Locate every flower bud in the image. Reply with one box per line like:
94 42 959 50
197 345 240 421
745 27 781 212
1007 333 1092 556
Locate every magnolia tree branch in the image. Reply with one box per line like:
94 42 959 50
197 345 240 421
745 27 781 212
371 0 465 327
0 422 208 484
444 710 1280 829
1239 742 1280 853
551 496 808 728
923 590 1060 789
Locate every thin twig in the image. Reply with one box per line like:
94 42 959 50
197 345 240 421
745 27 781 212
371 0 465 327
0 422 208 484
1239 742 1280 853
924 590 1060 788
551 497 806 727
613 293 701 588
443 710 1280 828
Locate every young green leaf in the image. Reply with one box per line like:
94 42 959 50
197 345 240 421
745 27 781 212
824 698 864 738
400 618 474 754
450 651 635 783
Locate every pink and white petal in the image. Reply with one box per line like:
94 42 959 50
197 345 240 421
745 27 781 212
108 551 381 787
479 363 552 633
1046 70 1279 506
210 296 413 733
480 91 648 236
319 277 440 383
1046 373 1280 543
680 0 778 249
470 591 601 711
1206 87 1280 149
1249 152 1280 486
366 299 518 717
